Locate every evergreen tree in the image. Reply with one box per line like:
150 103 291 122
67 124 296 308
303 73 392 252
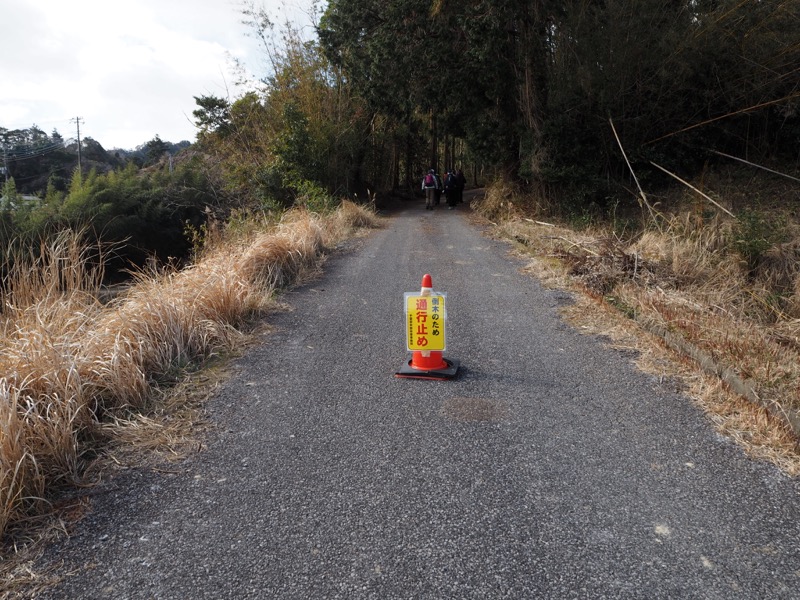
144 135 170 166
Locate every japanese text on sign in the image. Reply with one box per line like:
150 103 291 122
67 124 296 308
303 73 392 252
405 292 447 351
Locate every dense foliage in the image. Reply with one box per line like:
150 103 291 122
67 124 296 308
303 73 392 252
1 131 212 275
191 11 380 210
319 0 800 202
3 1 798 278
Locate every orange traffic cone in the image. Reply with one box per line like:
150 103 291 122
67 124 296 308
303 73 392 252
396 274 459 380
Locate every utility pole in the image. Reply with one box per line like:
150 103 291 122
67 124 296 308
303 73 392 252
71 116 84 172
1 141 7 185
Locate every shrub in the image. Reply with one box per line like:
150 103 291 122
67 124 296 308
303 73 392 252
733 209 786 274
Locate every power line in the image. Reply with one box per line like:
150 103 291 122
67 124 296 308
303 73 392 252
1 134 72 184
3 142 66 163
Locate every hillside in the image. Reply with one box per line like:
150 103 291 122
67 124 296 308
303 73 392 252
1 126 190 195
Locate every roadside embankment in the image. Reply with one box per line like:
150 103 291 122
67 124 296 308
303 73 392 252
0 201 382 544
471 177 800 473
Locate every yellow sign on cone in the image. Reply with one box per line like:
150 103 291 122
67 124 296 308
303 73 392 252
405 293 446 351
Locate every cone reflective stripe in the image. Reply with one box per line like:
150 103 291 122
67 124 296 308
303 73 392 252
396 274 459 380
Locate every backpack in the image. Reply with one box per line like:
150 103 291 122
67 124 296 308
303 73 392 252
424 173 435 186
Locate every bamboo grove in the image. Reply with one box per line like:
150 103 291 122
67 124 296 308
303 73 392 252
200 0 797 209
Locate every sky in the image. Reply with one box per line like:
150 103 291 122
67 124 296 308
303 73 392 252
0 0 319 150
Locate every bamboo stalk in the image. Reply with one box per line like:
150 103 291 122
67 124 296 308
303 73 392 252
708 149 800 183
650 161 736 218
646 92 800 144
609 118 661 228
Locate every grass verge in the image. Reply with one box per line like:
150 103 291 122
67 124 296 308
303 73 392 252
0 200 382 593
472 175 800 474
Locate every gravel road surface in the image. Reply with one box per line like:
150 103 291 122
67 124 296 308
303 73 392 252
38 197 800 599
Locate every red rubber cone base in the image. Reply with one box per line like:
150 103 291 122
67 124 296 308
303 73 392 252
395 356 460 380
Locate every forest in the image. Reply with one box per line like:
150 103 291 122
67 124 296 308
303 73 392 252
193 0 800 211
3 0 798 273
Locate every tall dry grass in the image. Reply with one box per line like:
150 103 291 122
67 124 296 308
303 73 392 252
0 200 380 539
478 182 800 471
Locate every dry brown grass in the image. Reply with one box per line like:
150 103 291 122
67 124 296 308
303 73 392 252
559 294 800 475
0 199 381 552
329 196 383 232
475 178 800 474
472 178 549 224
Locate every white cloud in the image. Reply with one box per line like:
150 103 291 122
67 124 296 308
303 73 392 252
0 0 317 149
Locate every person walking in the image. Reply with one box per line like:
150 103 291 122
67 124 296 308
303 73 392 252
422 169 437 210
444 170 458 209
434 171 443 206
456 169 466 204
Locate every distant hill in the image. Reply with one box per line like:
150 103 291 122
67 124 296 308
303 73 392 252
1 125 191 195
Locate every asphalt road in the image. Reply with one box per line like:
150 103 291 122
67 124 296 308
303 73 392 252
38 196 800 599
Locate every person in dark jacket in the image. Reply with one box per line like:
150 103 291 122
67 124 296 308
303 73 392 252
444 170 458 209
456 169 466 204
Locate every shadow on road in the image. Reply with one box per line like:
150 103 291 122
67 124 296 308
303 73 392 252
375 188 485 215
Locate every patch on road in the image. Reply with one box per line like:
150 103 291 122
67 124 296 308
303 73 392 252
441 396 508 422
